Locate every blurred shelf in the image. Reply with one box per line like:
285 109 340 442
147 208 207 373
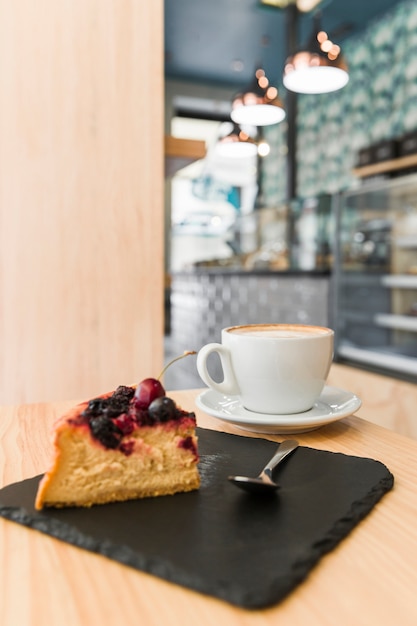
394 235 417 249
165 136 206 177
339 272 385 285
374 313 417 332
338 344 417 376
381 274 417 288
353 153 417 178
338 310 375 324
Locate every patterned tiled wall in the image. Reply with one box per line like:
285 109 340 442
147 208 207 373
261 0 417 204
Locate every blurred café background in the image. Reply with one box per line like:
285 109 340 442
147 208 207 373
164 0 417 394
0 1 416 435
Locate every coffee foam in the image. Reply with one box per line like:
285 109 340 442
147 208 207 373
228 324 331 338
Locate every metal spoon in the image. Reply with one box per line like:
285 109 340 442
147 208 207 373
228 439 299 494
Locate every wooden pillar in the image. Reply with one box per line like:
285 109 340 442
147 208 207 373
0 1 164 403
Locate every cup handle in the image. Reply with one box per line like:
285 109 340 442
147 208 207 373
196 343 240 396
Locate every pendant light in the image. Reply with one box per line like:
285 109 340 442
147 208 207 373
231 68 286 127
260 0 322 11
215 122 258 158
283 14 349 94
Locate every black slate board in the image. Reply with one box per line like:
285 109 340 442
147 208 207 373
0 428 393 609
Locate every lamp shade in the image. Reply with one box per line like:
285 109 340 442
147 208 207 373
231 69 286 126
283 23 349 94
215 123 258 158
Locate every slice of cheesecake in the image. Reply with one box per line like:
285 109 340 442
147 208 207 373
35 385 200 509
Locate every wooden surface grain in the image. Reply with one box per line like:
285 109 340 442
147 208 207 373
1 389 417 625
327 363 417 439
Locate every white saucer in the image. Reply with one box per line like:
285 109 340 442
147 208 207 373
195 386 362 434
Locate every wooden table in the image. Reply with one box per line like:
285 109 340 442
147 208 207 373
1 389 417 626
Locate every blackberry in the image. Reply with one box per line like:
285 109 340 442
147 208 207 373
112 385 135 404
85 398 109 416
89 415 122 449
106 386 135 417
83 386 135 420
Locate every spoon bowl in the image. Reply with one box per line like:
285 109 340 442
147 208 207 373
228 475 280 494
228 439 299 494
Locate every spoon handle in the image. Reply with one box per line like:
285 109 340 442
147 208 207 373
261 439 299 480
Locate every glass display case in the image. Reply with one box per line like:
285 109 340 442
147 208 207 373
333 174 417 380
289 194 333 271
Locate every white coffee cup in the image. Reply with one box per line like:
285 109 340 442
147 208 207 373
197 323 334 415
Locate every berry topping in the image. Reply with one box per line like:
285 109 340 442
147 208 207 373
106 386 135 416
86 398 108 416
148 396 177 422
89 415 123 449
111 385 136 405
84 386 135 419
134 351 196 410
134 378 165 410
113 413 135 435
77 351 197 450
